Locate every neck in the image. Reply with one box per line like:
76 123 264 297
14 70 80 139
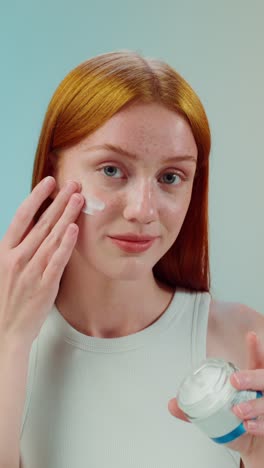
55 259 173 338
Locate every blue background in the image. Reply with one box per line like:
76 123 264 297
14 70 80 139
1 0 263 311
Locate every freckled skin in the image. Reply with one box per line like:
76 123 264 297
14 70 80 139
55 101 198 281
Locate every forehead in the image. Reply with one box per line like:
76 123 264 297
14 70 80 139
77 102 198 158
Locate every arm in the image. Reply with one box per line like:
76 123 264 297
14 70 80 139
0 338 31 468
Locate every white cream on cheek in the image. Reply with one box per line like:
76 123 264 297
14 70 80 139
80 178 186 219
81 193 105 215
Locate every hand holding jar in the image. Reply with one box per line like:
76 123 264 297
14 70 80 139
168 332 264 467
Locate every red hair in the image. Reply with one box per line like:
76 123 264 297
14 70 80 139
31 50 211 292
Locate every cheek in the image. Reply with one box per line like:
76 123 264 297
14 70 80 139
163 207 184 231
74 202 119 259
75 198 118 241
161 194 192 232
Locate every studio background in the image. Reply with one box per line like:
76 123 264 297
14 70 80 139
1 0 263 312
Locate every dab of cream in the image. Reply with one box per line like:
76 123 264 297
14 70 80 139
81 195 105 215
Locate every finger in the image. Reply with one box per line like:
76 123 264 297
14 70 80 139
246 331 260 370
2 176 56 249
168 398 190 423
244 417 264 435
15 181 82 264
254 332 264 365
42 223 79 285
29 192 84 275
232 395 264 420
230 331 264 389
230 368 264 390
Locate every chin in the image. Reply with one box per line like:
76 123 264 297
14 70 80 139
97 257 154 281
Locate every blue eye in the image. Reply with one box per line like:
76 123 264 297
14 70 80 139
100 166 183 185
102 166 123 178
160 173 181 185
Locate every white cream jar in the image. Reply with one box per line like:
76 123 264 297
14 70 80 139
177 358 262 444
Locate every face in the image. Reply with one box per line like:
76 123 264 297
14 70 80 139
52 102 198 281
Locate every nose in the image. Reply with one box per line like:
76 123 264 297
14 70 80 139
123 178 159 224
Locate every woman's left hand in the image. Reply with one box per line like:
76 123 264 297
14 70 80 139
168 331 264 465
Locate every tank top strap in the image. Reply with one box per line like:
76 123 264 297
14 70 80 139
190 290 212 369
189 290 241 467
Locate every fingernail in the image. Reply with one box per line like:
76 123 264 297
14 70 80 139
43 176 54 186
232 372 249 387
233 402 252 417
246 421 258 431
65 180 79 192
249 331 258 341
232 373 243 386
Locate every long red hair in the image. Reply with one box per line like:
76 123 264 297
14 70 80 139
31 50 211 292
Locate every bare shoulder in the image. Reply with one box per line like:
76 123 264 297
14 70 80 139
207 297 264 369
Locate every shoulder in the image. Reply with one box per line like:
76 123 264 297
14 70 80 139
207 296 264 369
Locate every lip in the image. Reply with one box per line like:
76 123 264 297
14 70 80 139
108 234 159 242
108 236 157 253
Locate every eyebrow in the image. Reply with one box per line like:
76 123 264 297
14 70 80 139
84 143 197 164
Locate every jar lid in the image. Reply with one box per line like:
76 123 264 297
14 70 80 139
177 358 238 419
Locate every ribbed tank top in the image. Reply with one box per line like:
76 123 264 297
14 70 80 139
19 287 241 467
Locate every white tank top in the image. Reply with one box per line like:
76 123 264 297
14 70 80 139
20 287 241 467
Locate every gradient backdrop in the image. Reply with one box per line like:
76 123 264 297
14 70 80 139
1 1 263 312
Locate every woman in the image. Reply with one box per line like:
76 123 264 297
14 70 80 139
0 50 263 468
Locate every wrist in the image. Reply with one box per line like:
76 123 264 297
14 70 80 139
0 334 32 358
